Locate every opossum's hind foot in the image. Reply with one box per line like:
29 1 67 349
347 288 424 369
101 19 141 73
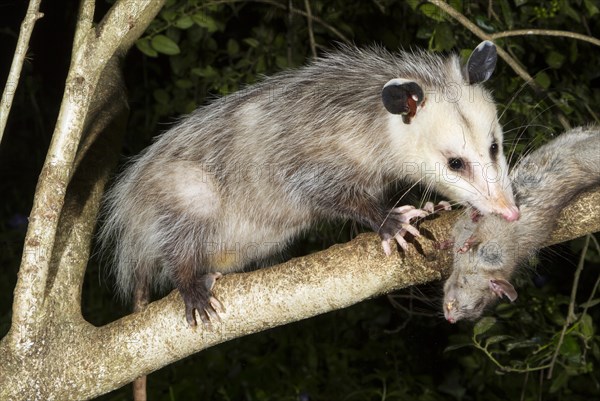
380 205 429 256
179 272 225 327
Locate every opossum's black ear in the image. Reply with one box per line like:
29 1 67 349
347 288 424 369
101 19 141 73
381 79 424 124
463 40 497 84
489 279 517 302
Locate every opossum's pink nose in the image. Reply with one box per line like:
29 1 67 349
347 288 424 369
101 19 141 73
501 206 520 222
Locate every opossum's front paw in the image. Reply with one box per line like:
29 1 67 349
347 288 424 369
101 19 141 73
379 205 429 256
179 272 225 327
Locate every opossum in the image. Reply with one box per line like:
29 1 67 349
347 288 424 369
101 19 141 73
443 125 600 323
99 41 520 326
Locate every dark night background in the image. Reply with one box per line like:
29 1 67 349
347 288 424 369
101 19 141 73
1 1 599 400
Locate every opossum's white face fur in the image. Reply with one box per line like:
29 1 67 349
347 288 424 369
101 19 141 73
382 41 519 221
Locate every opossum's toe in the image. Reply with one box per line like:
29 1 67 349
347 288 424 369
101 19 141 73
180 272 224 327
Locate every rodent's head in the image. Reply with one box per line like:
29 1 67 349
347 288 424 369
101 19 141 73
382 41 519 222
443 212 518 323
443 270 517 324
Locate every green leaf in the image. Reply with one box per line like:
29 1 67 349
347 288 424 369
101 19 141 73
227 39 240 56
192 12 219 32
275 55 288 69
535 71 551 89
499 0 514 29
175 79 193 89
549 369 569 393
444 343 473 352
420 4 446 22
485 335 512 346
243 38 260 48
191 66 218 79
151 35 180 55
475 15 495 33
579 313 594 338
546 50 565 69
559 335 581 359
569 40 579 63
433 23 456 51
160 9 177 22
174 16 194 29
459 355 479 369
473 317 496 336
505 339 540 352
135 37 158 57
153 89 170 105
585 0 600 16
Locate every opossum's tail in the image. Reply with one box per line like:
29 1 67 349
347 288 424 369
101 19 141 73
97 160 164 301
132 278 150 401
98 166 153 401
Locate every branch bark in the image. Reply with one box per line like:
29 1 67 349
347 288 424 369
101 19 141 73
7 0 165 354
0 0 43 144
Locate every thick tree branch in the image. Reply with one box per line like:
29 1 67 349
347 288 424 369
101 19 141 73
1 173 597 399
8 0 165 357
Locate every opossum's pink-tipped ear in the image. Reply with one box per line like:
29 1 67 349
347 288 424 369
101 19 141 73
381 79 424 124
463 40 497 84
489 279 517 302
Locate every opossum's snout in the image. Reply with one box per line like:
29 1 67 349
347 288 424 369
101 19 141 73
487 192 520 222
469 183 520 222
499 205 520 222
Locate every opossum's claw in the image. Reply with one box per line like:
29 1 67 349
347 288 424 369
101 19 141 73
424 201 452 214
181 272 223 327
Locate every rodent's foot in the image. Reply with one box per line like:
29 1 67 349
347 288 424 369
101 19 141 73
457 234 479 253
380 205 429 256
179 272 224 327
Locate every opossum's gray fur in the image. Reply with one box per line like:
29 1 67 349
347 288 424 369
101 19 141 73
99 43 510 325
444 126 600 322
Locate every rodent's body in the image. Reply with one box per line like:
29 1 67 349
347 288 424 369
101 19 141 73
100 42 518 325
444 126 600 323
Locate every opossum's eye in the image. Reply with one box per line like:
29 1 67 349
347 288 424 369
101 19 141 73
490 142 499 159
448 158 465 171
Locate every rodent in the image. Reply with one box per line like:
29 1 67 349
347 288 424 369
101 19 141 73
99 41 520 326
443 125 600 323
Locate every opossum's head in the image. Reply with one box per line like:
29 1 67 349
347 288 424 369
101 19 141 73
382 41 519 222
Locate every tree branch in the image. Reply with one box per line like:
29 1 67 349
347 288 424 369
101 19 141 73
427 0 542 92
490 29 600 47
8 0 165 354
2 185 598 399
0 0 43 145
